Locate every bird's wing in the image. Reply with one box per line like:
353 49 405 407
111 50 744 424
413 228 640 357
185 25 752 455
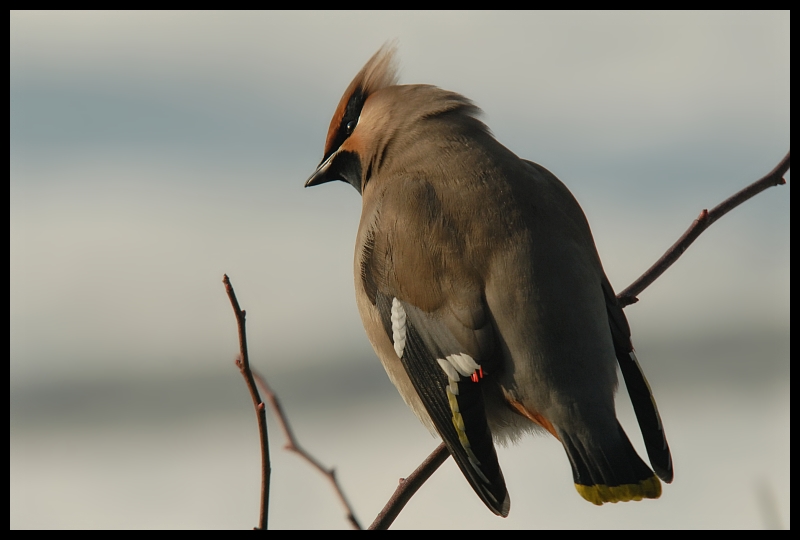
372 292 509 516
358 177 509 516
602 279 673 483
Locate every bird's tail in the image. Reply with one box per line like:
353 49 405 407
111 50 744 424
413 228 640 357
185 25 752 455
558 421 662 505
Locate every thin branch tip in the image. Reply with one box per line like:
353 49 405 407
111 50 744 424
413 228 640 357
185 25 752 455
618 295 639 308
617 152 789 304
223 275 270 529
251 368 363 529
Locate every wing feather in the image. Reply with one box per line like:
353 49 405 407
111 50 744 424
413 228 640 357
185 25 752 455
603 279 673 483
375 292 510 516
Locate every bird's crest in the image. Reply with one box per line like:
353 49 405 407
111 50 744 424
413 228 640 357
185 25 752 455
323 43 399 158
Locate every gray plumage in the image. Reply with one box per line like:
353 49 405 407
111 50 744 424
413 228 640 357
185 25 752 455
306 45 672 517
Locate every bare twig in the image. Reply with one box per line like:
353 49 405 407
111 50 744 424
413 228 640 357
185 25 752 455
223 274 270 530
251 370 362 530
617 151 790 306
369 443 450 530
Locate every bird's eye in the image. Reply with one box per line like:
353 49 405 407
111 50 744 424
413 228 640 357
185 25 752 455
346 120 357 135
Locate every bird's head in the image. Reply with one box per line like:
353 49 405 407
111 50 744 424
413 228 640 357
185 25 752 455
305 44 399 194
305 44 486 195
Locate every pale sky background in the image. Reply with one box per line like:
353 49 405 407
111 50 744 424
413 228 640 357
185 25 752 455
10 11 789 529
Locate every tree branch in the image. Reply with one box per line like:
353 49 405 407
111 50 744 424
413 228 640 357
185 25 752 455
223 274 270 530
617 151 789 306
369 443 450 530
251 370 362 530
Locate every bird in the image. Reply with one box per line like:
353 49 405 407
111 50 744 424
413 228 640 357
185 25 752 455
305 44 672 517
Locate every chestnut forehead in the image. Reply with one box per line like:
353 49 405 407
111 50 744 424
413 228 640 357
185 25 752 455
323 91 363 159
324 85 361 152
322 45 399 156
323 114 344 156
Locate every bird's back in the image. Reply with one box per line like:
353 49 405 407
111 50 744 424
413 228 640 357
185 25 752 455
361 95 616 418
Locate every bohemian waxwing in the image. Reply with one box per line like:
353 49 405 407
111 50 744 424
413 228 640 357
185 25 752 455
305 45 673 517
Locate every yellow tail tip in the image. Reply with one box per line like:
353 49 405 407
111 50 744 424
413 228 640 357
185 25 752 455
575 476 662 505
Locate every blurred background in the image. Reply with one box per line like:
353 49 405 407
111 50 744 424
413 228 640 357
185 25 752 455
10 11 789 529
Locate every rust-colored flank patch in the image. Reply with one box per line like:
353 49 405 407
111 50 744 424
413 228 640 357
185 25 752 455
508 399 560 440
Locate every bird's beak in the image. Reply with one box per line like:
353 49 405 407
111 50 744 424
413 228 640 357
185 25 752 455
305 152 336 188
